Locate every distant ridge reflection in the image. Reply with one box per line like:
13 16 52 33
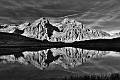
0 47 118 70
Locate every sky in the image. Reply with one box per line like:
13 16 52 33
0 0 120 32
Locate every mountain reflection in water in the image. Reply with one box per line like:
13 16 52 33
0 47 119 71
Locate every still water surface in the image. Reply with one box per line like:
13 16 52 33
0 47 120 79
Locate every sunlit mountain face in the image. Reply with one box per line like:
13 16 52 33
0 18 113 43
0 47 120 79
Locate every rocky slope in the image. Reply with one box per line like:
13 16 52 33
112 32 120 37
50 18 111 42
0 18 111 43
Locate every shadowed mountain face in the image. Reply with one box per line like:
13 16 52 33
0 0 120 32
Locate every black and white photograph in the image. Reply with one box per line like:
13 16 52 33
0 0 120 80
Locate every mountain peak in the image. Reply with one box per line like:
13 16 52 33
0 17 111 43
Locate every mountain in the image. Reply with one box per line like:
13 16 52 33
0 18 111 43
112 32 120 37
50 18 111 43
0 0 119 33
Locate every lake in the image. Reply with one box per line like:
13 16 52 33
0 47 120 80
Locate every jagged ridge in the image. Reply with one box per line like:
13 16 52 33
0 18 111 43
